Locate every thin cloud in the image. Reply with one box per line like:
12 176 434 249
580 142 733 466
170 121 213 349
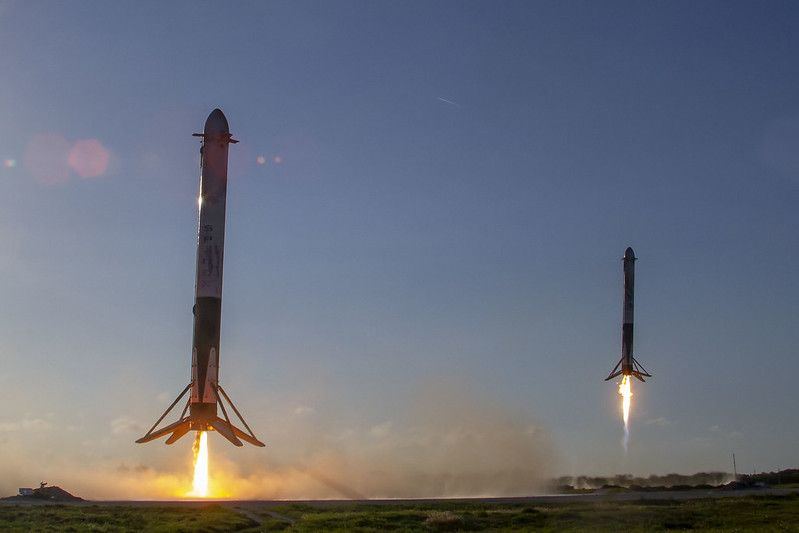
110 416 144 435
0 418 52 432
293 405 316 416
437 96 461 108
369 421 392 439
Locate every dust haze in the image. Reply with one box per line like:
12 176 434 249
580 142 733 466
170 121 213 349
0 381 555 500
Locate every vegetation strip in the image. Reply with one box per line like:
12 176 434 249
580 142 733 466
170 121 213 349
1 493 798 531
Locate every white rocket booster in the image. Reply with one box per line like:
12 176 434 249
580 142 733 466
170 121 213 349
137 109 264 447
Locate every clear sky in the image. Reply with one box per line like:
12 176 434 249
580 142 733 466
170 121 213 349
0 1 798 499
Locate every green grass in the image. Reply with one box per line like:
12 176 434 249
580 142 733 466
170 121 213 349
1 494 798 532
0 504 257 532
269 494 799 532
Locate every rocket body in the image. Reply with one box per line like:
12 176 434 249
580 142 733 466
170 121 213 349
620 247 635 375
605 247 650 382
190 109 230 427
137 109 264 447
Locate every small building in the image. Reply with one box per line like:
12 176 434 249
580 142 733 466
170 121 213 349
18 488 34 496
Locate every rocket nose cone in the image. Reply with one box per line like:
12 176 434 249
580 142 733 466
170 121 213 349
204 108 229 135
624 247 636 260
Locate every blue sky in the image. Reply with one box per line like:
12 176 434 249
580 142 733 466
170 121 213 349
0 1 798 498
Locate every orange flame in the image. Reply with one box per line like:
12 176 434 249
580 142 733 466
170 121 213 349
618 375 632 450
188 431 209 497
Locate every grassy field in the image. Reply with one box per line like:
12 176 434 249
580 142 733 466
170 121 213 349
0 504 255 532
2 493 799 531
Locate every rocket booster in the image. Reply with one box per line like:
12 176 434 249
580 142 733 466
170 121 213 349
605 247 651 382
137 109 265 447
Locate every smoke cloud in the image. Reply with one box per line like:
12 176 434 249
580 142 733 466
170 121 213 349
0 381 555 500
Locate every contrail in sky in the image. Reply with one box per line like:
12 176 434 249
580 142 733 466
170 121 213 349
437 97 461 107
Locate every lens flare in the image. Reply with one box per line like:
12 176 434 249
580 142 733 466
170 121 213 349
618 375 632 451
189 431 209 497
67 139 110 178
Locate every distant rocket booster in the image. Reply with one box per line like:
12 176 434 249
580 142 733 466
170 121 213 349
137 109 265 447
605 247 651 382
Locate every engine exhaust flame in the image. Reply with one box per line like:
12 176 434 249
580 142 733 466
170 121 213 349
618 376 632 451
189 431 209 497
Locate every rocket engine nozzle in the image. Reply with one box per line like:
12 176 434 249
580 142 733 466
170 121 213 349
605 357 652 382
135 382 265 447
